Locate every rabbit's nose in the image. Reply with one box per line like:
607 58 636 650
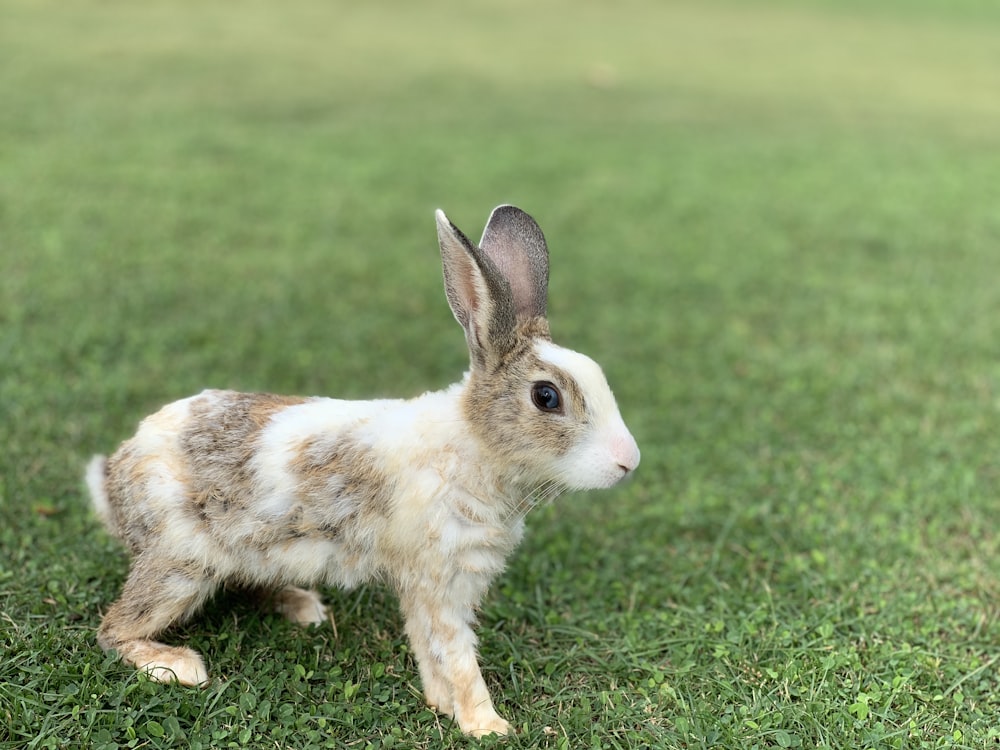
611 432 640 475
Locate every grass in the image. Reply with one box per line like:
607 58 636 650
3 0 1000 747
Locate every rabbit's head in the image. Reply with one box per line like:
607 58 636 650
436 206 640 493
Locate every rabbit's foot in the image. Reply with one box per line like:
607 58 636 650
118 640 209 686
272 586 327 626
453 677 510 736
465 713 511 738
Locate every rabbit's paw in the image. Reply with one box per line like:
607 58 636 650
273 586 327 626
134 644 209 686
465 714 511 738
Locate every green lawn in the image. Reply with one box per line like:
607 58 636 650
4 0 1000 747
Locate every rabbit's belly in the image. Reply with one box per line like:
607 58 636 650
213 532 381 590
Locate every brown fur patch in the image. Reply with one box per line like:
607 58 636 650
180 391 307 519
105 443 169 553
289 434 396 539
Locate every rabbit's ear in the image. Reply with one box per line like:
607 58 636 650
436 209 518 367
478 205 549 322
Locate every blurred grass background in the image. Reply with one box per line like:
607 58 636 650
3 1 1000 747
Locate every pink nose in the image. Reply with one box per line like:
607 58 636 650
612 433 640 475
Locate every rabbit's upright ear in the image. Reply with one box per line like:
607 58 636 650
437 206 551 368
478 205 549 323
437 209 519 368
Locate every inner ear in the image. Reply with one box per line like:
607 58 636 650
440 238 479 333
478 205 549 322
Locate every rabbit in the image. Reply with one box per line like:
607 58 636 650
85 205 640 737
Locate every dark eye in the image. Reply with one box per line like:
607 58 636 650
531 381 562 412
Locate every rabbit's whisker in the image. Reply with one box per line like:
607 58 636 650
506 479 564 526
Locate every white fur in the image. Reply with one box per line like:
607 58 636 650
85 455 110 525
534 340 641 489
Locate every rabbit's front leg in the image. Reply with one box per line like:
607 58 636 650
400 587 510 738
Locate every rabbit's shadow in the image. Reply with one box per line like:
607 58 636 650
174 585 408 677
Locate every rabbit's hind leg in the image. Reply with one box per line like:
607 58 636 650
97 557 215 686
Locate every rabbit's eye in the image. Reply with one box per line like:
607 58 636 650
531 381 562 412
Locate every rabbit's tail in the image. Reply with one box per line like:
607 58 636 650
85 455 117 535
